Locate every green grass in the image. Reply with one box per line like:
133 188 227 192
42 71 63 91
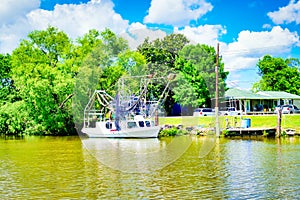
159 115 300 132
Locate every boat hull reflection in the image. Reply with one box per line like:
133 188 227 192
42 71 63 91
81 136 193 173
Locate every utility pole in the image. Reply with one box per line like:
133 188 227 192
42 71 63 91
215 43 220 137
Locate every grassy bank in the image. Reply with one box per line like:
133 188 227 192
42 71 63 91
159 115 300 132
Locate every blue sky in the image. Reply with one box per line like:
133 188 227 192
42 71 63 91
1 0 300 89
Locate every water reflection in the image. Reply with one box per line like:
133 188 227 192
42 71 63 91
81 136 193 173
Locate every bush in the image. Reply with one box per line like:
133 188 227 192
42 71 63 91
159 128 179 137
0 101 27 135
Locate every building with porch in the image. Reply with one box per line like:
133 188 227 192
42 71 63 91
224 88 300 114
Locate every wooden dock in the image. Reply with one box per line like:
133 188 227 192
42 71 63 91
225 127 276 137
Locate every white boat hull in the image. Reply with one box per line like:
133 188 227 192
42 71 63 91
82 127 160 138
81 121 160 138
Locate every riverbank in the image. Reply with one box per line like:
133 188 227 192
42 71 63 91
158 115 300 136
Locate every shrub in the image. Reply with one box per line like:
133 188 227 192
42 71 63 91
159 128 179 137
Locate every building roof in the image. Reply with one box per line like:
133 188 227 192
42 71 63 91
257 91 300 100
225 88 265 99
225 88 300 100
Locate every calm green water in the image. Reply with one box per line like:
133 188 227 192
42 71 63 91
0 135 299 199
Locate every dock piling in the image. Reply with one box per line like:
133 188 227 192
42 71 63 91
276 108 282 138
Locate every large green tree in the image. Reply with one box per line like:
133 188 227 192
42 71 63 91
174 44 228 108
137 34 190 115
253 55 300 95
10 26 77 135
138 34 228 113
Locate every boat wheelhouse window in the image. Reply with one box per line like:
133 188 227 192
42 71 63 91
105 122 112 129
151 121 155 126
138 121 145 127
145 121 151 127
127 121 137 129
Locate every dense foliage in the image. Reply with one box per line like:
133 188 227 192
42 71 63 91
0 27 229 135
253 55 300 95
137 34 190 115
0 27 133 135
137 34 227 115
0 54 15 102
8 27 78 135
174 44 228 108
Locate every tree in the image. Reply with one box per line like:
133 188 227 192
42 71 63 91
137 34 190 115
0 54 16 103
0 54 26 135
253 55 300 95
73 29 133 127
137 33 189 75
117 50 147 75
137 34 229 115
0 27 147 135
9 26 76 135
174 44 228 109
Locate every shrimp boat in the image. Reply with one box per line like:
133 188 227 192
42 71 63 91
81 74 174 138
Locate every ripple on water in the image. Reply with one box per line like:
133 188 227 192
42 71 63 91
0 136 300 199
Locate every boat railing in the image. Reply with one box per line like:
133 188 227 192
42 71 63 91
84 110 105 128
83 90 114 128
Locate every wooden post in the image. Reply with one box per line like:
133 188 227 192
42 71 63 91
225 118 229 129
276 108 282 137
155 110 159 126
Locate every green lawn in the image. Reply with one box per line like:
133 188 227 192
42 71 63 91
159 114 300 132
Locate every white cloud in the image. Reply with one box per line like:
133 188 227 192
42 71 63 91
0 0 129 53
268 0 300 24
0 0 40 25
27 1 129 38
0 1 39 52
225 26 299 57
120 22 167 50
174 25 226 46
144 0 213 27
221 26 300 72
0 18 33 53
159 25 299 89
